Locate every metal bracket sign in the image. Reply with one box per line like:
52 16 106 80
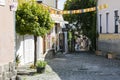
0 0 5 6
10 2 18 11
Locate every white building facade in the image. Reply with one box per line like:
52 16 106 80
97 0 120 55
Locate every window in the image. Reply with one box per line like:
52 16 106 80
114 10 119 33
99 14 102 33
106 13 109 33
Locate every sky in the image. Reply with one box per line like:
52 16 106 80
58 0 66 10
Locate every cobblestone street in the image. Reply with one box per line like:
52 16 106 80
18 52 120 80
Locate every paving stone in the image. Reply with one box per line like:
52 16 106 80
17 52 120 80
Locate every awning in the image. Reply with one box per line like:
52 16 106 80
50 14 68 24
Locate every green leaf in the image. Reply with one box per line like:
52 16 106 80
16 0 54 36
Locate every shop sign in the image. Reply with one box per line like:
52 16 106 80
0 0 5 6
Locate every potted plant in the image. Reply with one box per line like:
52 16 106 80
36 60 47 73
16 54 21 67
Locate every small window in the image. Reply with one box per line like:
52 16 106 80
114 10 119 33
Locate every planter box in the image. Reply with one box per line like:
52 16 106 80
107 53 116 59
95 50 102 56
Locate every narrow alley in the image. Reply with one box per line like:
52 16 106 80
18 52 120 80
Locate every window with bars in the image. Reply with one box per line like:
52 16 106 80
114 10 119 33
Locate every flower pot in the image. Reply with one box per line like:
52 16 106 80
37 67 45 73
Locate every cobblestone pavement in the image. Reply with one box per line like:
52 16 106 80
18 52 120 80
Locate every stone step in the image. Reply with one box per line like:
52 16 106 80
17 69 36 75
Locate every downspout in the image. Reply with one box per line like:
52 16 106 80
13 0 17 63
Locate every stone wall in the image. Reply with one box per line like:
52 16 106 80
0 62 17 80
98 34 120 56
45 49 55 59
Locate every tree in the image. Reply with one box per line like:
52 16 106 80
64 0 97 51
16 0 54 65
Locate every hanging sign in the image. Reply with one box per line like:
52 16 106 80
0 0 5 6
10 2 18 11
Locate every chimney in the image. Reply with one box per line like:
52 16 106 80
56 0 58 8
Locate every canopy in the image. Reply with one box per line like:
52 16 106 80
50 14 68 24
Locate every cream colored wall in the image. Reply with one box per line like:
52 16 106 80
43 0 56 8
97 0 120 33
0 0 14 65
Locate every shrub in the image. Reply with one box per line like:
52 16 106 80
36 61 47 68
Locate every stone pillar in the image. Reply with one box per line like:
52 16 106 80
0 62 17 80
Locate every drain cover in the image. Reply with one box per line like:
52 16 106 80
72 67 88 72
